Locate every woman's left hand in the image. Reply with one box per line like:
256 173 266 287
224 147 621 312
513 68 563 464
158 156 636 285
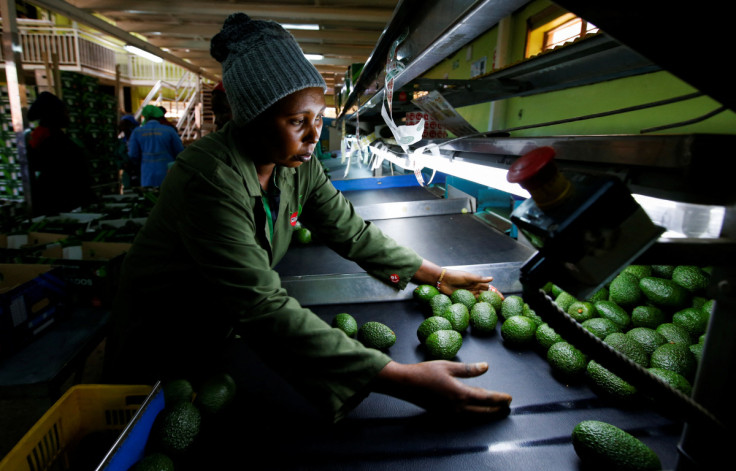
413 260 504 298
439 269 503 298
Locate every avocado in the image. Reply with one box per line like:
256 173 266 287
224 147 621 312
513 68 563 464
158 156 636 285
332 312 358 337
149 401 201 455
702 298 716 315
650 342 696 381
522 306 544 327
572 420 661 470
193 373 237 416
567 301 595 323
554 291 577 312
500 295 525 320
631 305 666 329
549 283 565 298
671 265 711 293
358 321 396 350
651 265 675 278
417 316 453 343
639 276 690 309
469 302 498 335
547 341 587 379
295 227 312 244
655 323 691 346
594 300 631 331
413 284 440 303
604 332 649 367
535 323 563 351
672 307 710 341
425 329 463 360
130 453 175 471
478 289 504 312
429 293 452 318
689 342 704 363
586 360 637 401
501 315 537 347
582 317 621 340
163 378 193 405
609 272 642 308
625 327 667 357
647 367 692 396
450 288 476 310
441 303 470 332
622 264 652 280
587 286 609 303
691 296 708 310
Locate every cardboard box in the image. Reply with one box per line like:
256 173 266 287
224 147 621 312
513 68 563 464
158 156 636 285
0 264 70 358
0 232 70 262
29 213 105 234
24 241 131 308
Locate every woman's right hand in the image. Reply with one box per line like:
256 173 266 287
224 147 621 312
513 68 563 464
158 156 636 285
371 360 512 418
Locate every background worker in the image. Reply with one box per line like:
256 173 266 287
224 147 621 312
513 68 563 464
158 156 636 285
26 91 96 216
104 13 511 426
127 104 184 187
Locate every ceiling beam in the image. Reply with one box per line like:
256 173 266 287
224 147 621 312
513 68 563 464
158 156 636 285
28 0 219 81
68 1 394 24
114 21 383 44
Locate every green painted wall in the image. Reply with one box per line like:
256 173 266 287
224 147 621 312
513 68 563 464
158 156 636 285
422 0 736 136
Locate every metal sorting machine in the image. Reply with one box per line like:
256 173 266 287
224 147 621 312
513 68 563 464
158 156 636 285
248 166 678 470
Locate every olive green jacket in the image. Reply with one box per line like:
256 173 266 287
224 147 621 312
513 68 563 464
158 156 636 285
105 122 423 421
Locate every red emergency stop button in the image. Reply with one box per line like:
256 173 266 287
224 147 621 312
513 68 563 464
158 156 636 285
507 146 571 209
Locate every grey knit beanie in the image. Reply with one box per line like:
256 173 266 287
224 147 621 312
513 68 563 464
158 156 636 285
210 13 326 126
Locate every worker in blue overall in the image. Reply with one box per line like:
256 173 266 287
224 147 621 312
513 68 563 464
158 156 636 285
127 105 184 187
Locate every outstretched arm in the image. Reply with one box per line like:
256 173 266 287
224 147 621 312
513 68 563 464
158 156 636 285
371 360 512 417
412 259 504 298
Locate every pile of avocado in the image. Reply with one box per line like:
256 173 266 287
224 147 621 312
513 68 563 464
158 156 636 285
331 284 504 360
129 373 237 471
537 264 713 402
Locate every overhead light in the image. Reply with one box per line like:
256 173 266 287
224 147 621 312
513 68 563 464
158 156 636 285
411 149 531 198
305 54 324 61
124 44 163 63
282 23 319 30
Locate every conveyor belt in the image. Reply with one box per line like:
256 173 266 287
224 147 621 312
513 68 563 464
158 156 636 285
202 299 682 470
276 213 535 305
276 213 531 277
254 185 682 469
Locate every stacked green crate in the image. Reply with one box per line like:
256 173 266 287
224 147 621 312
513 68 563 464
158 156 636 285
0 87 27 204
59 72 120 197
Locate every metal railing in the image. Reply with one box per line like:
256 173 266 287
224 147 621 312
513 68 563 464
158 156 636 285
1 21 203 138
0 22 190 86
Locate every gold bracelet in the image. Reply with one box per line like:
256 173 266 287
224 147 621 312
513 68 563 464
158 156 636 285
436 268 447 289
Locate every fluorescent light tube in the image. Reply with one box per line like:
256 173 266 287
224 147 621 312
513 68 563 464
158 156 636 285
124 45 163 63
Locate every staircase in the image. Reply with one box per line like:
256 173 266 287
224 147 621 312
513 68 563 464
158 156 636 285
201 85 216 135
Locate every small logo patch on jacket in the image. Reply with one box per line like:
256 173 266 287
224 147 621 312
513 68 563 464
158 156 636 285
290 211 299 226
390 274 400 284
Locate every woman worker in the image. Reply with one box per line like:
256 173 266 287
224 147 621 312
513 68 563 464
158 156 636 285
104 13 512 423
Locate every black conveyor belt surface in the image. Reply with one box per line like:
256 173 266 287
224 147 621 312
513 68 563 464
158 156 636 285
275 213 534 277
341 186 440 205
211 299 682 470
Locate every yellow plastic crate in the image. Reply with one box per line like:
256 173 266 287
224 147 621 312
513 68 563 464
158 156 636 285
0 384 152 471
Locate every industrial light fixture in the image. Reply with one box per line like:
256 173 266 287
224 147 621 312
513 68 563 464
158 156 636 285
305 54 324 61
124 44 163 63
413 151 531 198
282 23 319 30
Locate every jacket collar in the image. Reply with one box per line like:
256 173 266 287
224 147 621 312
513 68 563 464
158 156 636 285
223 122 296 198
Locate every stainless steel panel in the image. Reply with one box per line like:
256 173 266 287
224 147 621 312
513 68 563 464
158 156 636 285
281 261 526 306
354 198 472 220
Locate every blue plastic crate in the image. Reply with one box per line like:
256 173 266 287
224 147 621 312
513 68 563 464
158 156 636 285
97 381 165 470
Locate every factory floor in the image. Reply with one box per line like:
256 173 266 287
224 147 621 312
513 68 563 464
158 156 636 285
0 338 107 461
